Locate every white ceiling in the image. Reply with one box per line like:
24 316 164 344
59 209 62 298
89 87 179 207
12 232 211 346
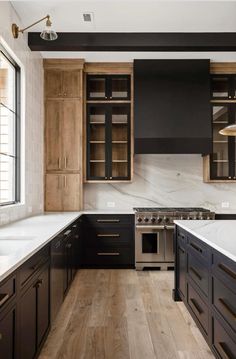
10 1 236 61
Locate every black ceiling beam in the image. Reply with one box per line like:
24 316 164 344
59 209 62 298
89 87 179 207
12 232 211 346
28 32 236 52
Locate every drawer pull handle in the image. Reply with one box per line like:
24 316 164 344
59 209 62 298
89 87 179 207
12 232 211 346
219 263 236 280
0 293 9 307
64 230 72 236
190 266 202 281
96 219 120 223
97 252 120 256
219 298 236 320
97 234 120 238
55 241 61 249
219 342 233 359
190 298 203 315
179 246 185 254
190 242 203 254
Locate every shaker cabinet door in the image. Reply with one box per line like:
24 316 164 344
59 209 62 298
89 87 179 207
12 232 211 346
45 70 62 98
62 174 81 211
37 264 50 347
45 174 63 211
45 100 63 171
0 305 16 359
63 70 81 98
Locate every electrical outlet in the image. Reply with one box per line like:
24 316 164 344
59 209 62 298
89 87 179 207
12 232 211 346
221 202 230 208
107 201 115 208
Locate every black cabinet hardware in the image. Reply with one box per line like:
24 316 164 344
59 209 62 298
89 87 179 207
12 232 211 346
190 298 203 315
190 242 203 254
219 298 236 320
97 233 120 238
96 219 120 223
97 252 120 256
0 294 9 308
190 266 202 281
219 263 236 280
218 342 234 359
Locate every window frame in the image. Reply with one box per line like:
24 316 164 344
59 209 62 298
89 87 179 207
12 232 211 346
0 44 21 206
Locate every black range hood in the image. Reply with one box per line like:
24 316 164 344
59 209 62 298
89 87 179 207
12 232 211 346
134 59 212 154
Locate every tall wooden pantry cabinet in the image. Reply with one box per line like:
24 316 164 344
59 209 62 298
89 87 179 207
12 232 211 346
44 59 84 211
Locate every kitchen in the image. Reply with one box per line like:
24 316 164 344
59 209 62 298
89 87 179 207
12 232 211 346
0 1 236 358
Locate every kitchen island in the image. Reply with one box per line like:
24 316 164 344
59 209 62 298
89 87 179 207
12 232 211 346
174 220 236 359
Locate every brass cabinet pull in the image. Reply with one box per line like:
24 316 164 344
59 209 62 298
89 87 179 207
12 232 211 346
57 175 60 190
64 156 67 169
190 266 202 281
0 333 2 340
96 219 120 223
97 252 120 256
58 157 61 169
218 298 236 320
218 263 236 280
97 234 120 238
179 246 185 254
64 229 72 236
64 175 67 188
218 342 232 359
190 242 203 254
190 298 203 315
0 293 9 307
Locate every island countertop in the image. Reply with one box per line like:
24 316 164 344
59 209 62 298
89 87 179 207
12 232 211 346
174 220 236 262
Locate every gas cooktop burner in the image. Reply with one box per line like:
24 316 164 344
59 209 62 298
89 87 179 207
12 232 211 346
133 207 211 212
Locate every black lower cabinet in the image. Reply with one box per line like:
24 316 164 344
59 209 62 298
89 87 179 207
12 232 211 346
81 214 135 268
19 262 50 359
174 225 236 359
0 304 17 359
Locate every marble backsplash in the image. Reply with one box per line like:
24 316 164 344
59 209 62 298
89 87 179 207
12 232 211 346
84 154 236 212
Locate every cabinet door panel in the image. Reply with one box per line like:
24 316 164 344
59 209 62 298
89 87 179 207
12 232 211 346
45 100 62 171
45 70 62 98
0 305 16 359
20 285 36 359
62 100 81 171
63 71 81 98
63 174 81 211
37 264 50 347
45 174 63 211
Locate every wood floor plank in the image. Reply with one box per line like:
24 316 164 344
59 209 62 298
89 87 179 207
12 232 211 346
39 270 214 359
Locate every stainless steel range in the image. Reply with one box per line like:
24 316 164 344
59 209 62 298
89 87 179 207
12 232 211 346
134 207 215 270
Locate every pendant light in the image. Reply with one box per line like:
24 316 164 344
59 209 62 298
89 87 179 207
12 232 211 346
219 124 236 136
12 15 57 41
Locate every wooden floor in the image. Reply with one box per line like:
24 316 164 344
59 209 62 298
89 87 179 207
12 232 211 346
39 270 214 359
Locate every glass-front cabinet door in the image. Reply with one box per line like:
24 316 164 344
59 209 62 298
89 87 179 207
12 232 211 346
87 75 130 101
86 104 131 181
87 104 107 180
211 76 232 100
210 104 236 180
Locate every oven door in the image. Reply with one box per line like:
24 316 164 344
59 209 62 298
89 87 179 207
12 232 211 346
135 226 165 263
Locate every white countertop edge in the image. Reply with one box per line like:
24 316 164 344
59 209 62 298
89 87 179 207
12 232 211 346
174 220 236 263
0 213 83 282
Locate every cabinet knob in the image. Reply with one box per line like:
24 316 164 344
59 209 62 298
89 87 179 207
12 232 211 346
105 176 108 179
105 96 108 99
229 96 232 99
229 176 232 179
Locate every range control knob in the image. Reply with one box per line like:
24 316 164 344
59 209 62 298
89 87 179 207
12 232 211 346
150 217 156 223
137 217 142 223
165 217 170 223
144 217 149 222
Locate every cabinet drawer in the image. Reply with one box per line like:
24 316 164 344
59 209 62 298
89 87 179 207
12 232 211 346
83 246 134 267
0 275 16 311
212 316 236 359
187 253 209 297
83 214 134 227
187 282 209 335
213 276 236 333
177 227 187 244
19 246 50 287
188 235 210 263
213 253 236 291
84 227 133 247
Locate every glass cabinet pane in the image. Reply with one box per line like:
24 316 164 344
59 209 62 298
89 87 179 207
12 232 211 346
111 105 129 179
111 76 130 99
211 77 230 99
87 76 106 99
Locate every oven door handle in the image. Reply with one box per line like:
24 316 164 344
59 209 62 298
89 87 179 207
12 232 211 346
165 225 175 230
136 225 165 230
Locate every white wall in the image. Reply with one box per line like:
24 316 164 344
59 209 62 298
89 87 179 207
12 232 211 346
0 2 43 225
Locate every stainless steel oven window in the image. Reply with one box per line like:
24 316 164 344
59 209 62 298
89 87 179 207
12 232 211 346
0 45 20 206
142 232 159 254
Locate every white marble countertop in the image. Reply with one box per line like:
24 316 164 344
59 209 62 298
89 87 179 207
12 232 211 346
174 220 236 262
82 209 134 214
0 212 82 282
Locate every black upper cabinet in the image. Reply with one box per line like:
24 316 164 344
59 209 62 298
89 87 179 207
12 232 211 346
211 75 236 100
134 59 212 154
87 75 130 100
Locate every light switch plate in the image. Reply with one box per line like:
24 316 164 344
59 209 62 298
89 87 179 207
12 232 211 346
221 202 230 208
107 201 115 208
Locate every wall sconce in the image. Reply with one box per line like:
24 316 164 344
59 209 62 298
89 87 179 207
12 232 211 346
12 14 58 41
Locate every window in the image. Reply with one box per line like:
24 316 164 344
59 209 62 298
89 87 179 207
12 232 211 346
0 45 20 205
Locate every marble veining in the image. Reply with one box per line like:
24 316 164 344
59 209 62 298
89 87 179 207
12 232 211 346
174 220 236 262
84 155 236 213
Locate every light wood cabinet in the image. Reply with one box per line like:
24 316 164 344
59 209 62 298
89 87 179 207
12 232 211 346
45 69 81 98
45 174 81 211
44 59 84 211
45 99 81 172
